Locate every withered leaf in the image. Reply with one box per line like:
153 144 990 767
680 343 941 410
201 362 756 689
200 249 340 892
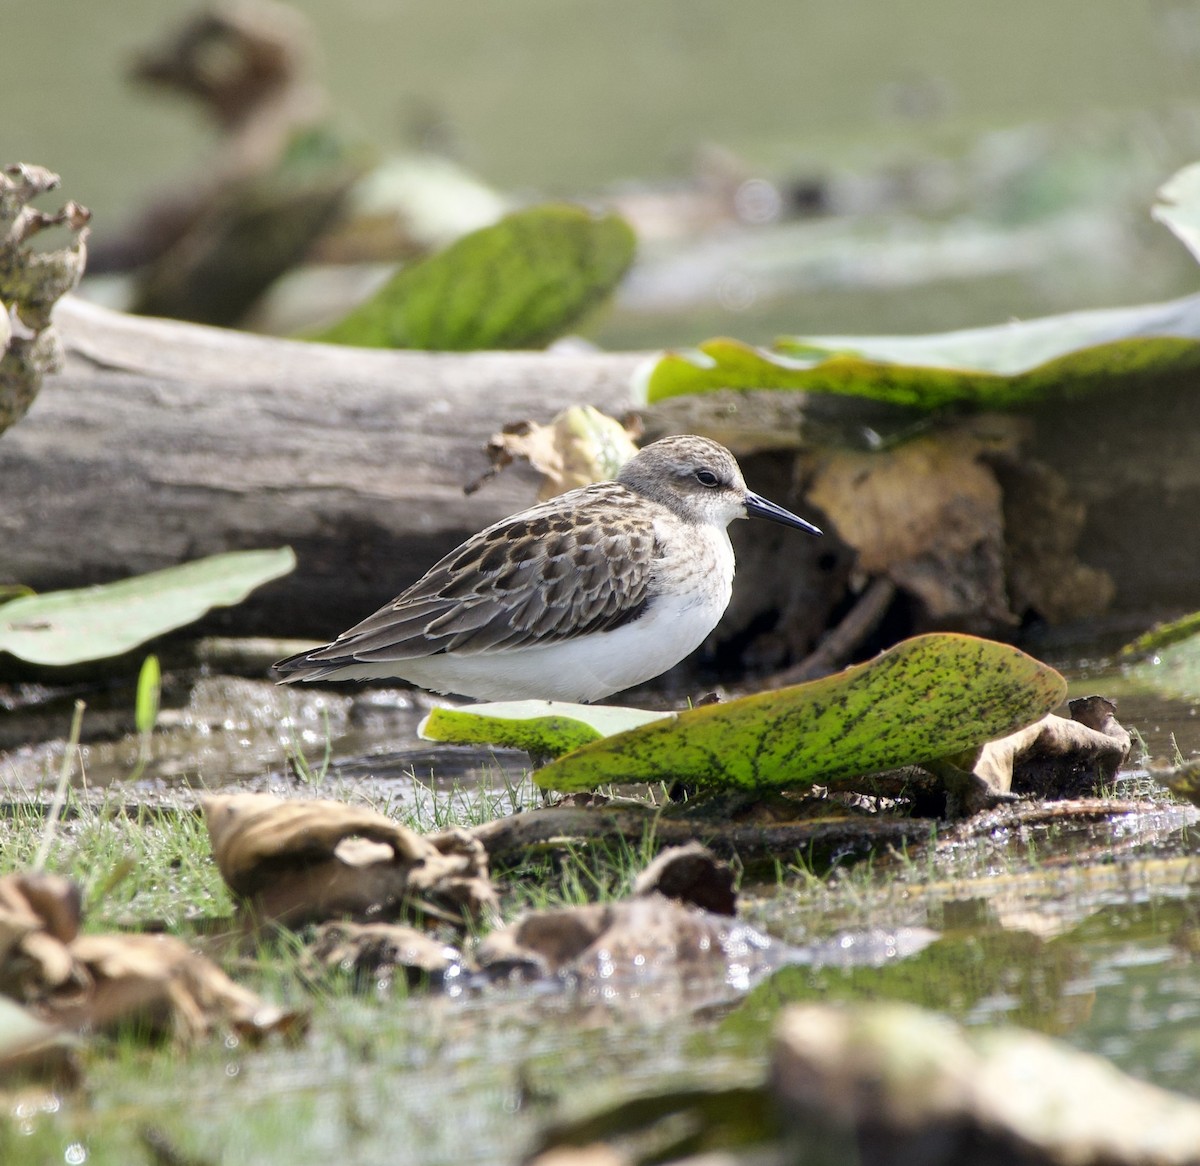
203 793 498 928
60 933 306 1044
630 843 737 916
0 872 300 1046
470 406 641 500
0 874 85 1002
806 418 1018 629
970 695 1130 797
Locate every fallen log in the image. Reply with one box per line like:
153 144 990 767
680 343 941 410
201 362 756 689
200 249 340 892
2 296 1197 669
1 297 645 637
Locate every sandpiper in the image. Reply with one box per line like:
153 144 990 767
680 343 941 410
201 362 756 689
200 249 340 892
273 435 821 702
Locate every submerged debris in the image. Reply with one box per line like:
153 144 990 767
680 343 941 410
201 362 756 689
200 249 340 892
303 920 466 989
476 892 783 992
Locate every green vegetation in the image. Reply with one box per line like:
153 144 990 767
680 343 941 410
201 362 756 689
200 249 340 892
420 700 672 758
0 548 295 667
640 304 1200 410
316 204 636 350
531 634 1065 791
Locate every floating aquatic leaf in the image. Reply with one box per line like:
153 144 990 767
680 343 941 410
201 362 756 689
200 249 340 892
1123 625 1200 703
420 700 672 758
1121 607 1200 701
0 548 295 666
535 634 1066 792
1120 609 1200 659
639 294 1200 412
317 203 636 350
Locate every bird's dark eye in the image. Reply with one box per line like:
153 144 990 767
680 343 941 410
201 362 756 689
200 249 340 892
695 469 720 488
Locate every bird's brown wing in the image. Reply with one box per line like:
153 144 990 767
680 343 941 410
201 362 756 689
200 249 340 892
290 486 660 669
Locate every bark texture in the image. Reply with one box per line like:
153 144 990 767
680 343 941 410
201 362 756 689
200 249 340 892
2 296 1197 660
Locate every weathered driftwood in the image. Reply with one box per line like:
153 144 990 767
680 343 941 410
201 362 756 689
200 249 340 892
441 797 1159 868
2 296 1198 659
1 297 644 637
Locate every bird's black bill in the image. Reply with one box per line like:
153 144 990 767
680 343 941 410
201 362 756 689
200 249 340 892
744 490 822 536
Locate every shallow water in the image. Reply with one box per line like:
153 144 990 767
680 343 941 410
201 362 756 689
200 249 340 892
12 823 1200 1165
4 646 1200 1162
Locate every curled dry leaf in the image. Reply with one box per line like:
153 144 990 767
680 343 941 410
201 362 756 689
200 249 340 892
0 872 299 1045
0 874 85 1003
972 694 1130 797
805 416 1112 632
468 405 641 500
770 1002 1200 1166
59 934 306 1044
630 843 737 917
203 792 498 928
0 164 91 434
805 418 1019 630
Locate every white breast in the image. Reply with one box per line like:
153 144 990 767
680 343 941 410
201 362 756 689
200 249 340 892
377 523 736 702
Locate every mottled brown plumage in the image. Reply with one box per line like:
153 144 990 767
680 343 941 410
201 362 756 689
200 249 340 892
274 435 820 701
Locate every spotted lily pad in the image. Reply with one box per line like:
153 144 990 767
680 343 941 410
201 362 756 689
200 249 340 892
316 203 635 350
0 548 295 666
420 701 672 758
534 634 1066 792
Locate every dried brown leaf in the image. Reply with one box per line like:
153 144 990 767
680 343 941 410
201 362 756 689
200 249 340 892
806 418 1020 629
973 696 1130 796
477 893 778 990
203 793 498 928
305 921 463 984
630 843 737 916
469 406 641 500
0 870 300 1046
60 933 305 1044
0 874 85 1001
0 164 90 434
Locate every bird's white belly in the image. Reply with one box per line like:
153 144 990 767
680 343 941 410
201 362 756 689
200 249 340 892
336 525 736 702
395 580 726 701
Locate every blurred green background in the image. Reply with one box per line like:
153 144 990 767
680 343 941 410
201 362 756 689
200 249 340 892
8 0 1200 343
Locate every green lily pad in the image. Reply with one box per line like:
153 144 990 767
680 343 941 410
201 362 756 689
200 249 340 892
1123 629 1200 703
535 634 1066 792
316 203 636 350
419 701 672 758
1120 610 1200 659
639 295 1200 412
0 548 295 666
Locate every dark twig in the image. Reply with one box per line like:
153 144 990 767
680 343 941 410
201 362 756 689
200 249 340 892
763 576 897 687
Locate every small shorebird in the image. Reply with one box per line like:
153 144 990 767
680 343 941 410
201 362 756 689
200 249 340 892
274 435 821 702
